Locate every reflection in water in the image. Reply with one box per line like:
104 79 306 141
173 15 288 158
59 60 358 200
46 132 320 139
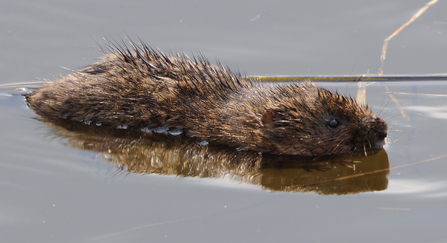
41 117 389 194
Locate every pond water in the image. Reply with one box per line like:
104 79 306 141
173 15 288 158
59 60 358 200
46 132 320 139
2 0 447 242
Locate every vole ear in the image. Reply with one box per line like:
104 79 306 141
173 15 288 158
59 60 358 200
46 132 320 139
261 108 281 126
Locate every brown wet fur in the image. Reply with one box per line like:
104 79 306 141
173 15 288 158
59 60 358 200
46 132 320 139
25 40 388 157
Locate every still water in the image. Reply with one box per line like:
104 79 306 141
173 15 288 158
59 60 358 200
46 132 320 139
2 0 447 242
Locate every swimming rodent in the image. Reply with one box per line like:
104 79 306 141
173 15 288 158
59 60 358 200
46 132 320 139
25 40 388 157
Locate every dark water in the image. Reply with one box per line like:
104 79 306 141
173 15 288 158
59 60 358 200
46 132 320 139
2 0 447 242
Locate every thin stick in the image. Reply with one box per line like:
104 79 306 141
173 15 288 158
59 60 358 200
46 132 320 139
2 75 447 90
296 154 447 190
251 74 447 82
378 0 439 75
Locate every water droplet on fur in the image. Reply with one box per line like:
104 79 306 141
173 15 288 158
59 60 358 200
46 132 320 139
168 129 183 136
140 127 152 133
153 127 170 133
198 141 209 146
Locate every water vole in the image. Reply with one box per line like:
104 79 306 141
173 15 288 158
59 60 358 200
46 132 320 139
25 40 388 156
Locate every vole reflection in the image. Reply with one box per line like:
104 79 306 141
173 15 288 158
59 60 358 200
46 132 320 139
42 117 389 194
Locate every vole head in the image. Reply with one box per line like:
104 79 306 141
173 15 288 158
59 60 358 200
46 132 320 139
261 84 388 156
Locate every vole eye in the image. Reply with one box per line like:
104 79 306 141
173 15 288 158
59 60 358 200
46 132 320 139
327 118 340 129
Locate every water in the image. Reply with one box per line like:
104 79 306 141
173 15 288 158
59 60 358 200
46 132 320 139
2 0 447 242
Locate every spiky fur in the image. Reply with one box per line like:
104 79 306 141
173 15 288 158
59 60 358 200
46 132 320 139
26 40 388 156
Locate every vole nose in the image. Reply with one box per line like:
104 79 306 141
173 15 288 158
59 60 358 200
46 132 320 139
377 131 387 141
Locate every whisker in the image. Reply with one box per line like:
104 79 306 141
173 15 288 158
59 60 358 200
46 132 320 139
363 144 367 157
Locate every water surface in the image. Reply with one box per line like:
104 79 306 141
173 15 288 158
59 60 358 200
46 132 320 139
1 0 447 242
